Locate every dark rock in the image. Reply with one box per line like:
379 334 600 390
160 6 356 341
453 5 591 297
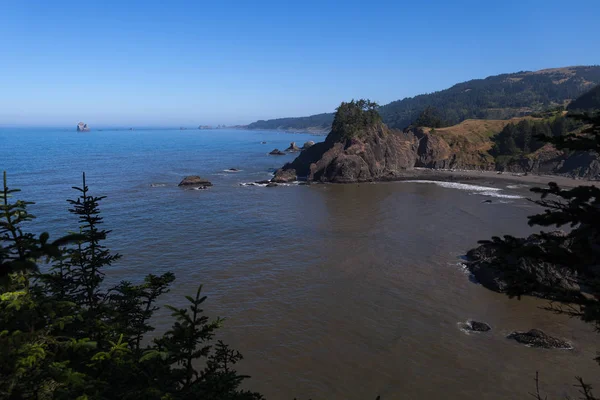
285 142 301 152
302 141 315 150
178 176 213 188
465 231 580 295
77 122 90 132
255 180 271 184
468 321 491 332
269 149 286 156
482 199 492 203
272 169 297 183
225 168 240 172
261 141 267 144
507 329 572 349
266 182 278 187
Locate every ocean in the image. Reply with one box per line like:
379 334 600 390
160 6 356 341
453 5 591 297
1 127 597 399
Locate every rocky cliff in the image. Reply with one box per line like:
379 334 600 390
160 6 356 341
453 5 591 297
77 122 90 132
273 118 600 183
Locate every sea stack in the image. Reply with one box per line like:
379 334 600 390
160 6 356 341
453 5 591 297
77 122 90 132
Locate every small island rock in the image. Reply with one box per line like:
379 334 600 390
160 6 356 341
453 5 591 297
285 142 301 152
178 176 213 189
77 122 90 132
269 149 286 156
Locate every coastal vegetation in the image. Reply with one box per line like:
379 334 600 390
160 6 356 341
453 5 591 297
469 110 600 398
330 99 380 139
247 66 600 132
0 173 263 399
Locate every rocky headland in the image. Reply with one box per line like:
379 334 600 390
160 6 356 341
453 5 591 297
271 102 600 184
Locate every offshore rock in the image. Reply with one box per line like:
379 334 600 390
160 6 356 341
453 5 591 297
77 122 90 132
178 176 213 188
269 149 286 156
285 142 301 152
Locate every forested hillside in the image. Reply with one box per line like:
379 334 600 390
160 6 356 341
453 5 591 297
246 66 600 132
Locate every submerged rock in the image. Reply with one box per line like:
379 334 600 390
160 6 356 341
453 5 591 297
225 168 240 172
269 149 286 156
285 142 301 152
459 320 491 332
507 329 571 349
266 182 278 187
77 122 90 132
468 321 491 332
178 176 213 189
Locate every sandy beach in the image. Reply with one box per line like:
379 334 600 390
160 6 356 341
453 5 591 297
404 167 599 188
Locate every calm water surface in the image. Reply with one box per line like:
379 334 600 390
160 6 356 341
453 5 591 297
1 128 597 399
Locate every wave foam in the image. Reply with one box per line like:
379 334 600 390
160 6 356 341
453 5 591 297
406 180 500 192
405 180 524 199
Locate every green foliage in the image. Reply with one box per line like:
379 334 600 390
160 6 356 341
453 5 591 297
247 66 600 132
490 115 583 157
0 173 263 400
413 106 446 128
474 111 600 399
568 84 600 112
330 99 381 140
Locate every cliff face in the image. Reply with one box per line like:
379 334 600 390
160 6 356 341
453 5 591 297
273 122 600 183
273 123 419 183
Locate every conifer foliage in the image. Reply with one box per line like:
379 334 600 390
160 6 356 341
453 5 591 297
0 173 263 400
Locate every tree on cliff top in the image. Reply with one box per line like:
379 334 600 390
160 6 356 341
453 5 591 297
331 99 381 140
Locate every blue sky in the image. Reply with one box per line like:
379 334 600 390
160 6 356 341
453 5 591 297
1 0 599 127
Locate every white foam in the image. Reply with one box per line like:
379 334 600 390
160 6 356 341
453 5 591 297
240 182 268 187
406 180 501 192
223 169 242 173
405 180 524 199
506 184 529 189
477 191 524 199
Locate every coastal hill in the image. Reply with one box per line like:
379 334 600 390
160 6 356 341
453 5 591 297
272 87 600 183
248 65 600 133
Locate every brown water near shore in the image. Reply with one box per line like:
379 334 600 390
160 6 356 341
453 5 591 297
6 129 598 400
159 180 598 400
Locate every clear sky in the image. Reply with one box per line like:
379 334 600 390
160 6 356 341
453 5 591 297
1 0 599 127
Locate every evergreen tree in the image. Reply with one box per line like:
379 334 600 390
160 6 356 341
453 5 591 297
0 173 263 400
473 111 600 399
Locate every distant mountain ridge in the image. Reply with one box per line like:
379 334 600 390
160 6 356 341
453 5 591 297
246 66 600 132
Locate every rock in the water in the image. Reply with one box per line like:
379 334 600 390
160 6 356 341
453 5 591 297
77 122 90 132
261 141 267 144
302 141 315 150
225 168 240 172
482 199 492 203
269 149 286 156
266 182 278 187
285 142 301 152
465 231 580 296
178 176 213 188
507 329 571 349
271 169 297 183
468 321 491 332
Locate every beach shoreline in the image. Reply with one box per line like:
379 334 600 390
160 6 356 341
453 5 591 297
397 168 599 188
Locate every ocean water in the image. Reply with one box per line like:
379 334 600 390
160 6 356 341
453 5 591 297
1 128 598 399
